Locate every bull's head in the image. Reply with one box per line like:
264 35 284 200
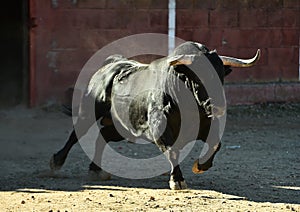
168 41 260 84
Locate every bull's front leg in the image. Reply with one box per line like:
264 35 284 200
192 142 221 173
165 148 188 190
149 110 187 190
192 118 222 174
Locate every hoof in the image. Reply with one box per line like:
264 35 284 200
169 180 188 190
88 170 111 181
192 159 210 174
49 154 64 171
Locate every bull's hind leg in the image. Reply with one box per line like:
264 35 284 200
88 123 124 180
50 116 96 171
50 94 110 171
50 129 78 170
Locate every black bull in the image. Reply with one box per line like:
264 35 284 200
50 42 260 190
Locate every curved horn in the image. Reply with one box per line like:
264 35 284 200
220 49 261 67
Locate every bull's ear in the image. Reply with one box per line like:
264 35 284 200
167 54 195 66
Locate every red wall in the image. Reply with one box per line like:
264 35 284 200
176 0 299 83
30 0 300 105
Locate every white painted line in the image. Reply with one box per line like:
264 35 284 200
168 0 176 54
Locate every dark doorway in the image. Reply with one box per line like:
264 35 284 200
0 0 28 107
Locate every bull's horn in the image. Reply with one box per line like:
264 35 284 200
220 49 261 67
168 54 194 66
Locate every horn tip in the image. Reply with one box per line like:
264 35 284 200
256 49 261 61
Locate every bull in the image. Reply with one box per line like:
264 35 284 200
50 41 260 189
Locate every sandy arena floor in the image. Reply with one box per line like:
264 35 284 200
0 103 299 211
